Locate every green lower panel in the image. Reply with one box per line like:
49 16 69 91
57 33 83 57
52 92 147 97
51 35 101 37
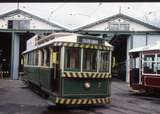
62 78 110 98
23 66 53 91
24 67 39 85
39 67 53 90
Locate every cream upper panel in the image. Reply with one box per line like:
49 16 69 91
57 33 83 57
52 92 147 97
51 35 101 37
83 18 156 31
0 14 61 30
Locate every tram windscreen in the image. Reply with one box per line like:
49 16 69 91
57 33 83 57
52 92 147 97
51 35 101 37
99 51 110 72
83 49 97 72
64 48 80 71
64 48 110 72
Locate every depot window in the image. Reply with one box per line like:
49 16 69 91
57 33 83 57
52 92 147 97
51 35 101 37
109 24 119 31
109 23 129 31
120 24 129 31
83 49 97 72
8 20 30 29
64 48 80 71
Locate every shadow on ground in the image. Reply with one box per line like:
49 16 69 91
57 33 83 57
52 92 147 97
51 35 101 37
42 105 109 114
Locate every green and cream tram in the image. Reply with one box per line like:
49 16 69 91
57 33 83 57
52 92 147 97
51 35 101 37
22 33 113 105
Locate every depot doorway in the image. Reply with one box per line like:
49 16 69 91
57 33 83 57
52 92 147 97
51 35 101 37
0 32 12 78
110 34 130 81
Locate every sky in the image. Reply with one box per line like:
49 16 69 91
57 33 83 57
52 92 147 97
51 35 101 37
0 3 160 30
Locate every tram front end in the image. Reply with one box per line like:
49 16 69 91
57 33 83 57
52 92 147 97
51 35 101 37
54 42 113 105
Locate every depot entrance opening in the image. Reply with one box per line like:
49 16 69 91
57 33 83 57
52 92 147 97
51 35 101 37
0 32 35 79
0 32 12 78
111 34 130 81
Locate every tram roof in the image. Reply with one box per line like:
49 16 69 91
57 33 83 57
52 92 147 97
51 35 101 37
23 32 113 54
129 41 160 53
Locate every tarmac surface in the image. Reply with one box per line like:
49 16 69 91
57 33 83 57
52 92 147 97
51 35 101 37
0 79 160 114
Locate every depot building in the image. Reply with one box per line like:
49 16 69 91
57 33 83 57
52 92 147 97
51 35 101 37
0 9 160 82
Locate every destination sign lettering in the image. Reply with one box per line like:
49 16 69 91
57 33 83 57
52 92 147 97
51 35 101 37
81 39 99 44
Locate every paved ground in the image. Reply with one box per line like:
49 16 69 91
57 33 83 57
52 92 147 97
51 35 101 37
0 79 160 114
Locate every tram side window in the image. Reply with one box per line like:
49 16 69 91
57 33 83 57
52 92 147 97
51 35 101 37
158 54 160 61
31 52 34 65
157 63 160 74
99 51 109 72
28 53 31 65
30 52 33 65
143 62 156 74
143 54 156 74
33 51 38 66
83 49 97 72
26 51 38 66
45 48 50 66
26 54 28 65
27 53 29 65
23 54 27 65
33 52 35 65
41 50 44 66
35 51 39 65
64 48 80 71
157 54 160 74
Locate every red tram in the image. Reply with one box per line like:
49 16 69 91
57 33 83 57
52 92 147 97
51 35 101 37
129 42 160 92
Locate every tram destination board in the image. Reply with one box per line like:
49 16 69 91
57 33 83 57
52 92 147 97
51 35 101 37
78 36 104 45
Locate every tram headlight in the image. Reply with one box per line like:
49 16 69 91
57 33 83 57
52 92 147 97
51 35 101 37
84 82 91 89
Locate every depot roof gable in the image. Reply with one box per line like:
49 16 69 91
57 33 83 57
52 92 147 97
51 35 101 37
0 9 69 31
75 13 160 31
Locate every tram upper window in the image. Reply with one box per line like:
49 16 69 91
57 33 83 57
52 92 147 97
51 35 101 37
64 48 80 71
144 55 155 61
83 49 97 72
99 51 109 72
